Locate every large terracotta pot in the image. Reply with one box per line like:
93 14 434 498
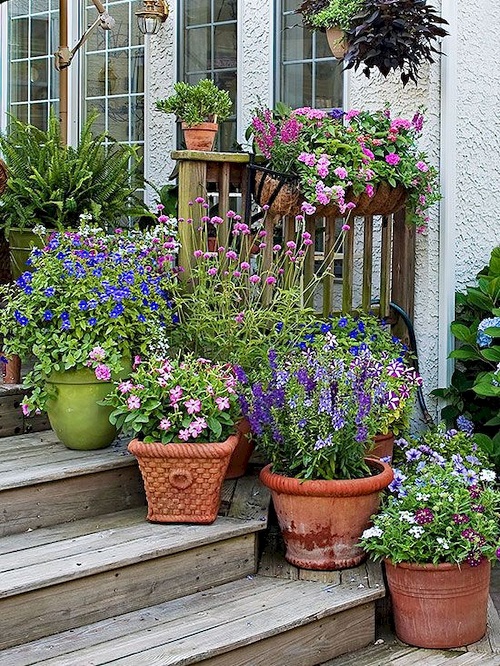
182 122 218 151
385 558 491 648
45 361 131 450
225 417 255 479
128 434 238 524
260 458 393 570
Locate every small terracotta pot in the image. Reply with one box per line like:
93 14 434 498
326 26 347 59
385 558 491 648
128 435 237 523
182 122 218 151
370 431 395 460
260 458 393 570
226 418 255 479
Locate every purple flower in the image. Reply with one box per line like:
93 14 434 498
95 364 111 381
329 107 344 120
415 508 434 525
385 153 401 166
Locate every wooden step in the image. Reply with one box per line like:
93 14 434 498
0 430 145 536
0 506 267 650
0 563 385 665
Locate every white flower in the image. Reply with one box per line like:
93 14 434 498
416 493 429 501
409 525 424 538
399 511 416 524
362 526 383 539
437 538 449 550
480 469 496 482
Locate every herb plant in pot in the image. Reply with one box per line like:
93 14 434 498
361 426 500 648
297 0 364 58
0 219 178 450
104 355 241 523
156 79 233 151
0 113 142 279
236 341 395 570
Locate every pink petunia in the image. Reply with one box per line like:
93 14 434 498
127 395 141 410
159 418 171 431
385 153 401 166
215 396 230 411
184 398 201 415
94 364 111 381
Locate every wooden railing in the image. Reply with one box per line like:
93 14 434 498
171 151 416 327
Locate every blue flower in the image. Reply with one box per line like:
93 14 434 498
329 108 344 120
110 303 125 318
320 322 332 334
44 287 55 297
14 310 29 326
171 313 180 324
88 317 97 326
477 317 500 348
43 310 53 321
457 415 474 435
338 317 348 328
275 321 284 333
137 314 146 323
78 300 89 311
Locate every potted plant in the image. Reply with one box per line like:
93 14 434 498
156 79 233 151
344 0 449 86
0 217 179 450
361 424 500 648
248 105 440 231
235 338 401 571
296 0 365 58
0 113 143 278
103 354 241 523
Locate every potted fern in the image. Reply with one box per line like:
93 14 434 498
156 79 232 151
0 112 142 278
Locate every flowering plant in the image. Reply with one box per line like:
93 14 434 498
248 105 439 229
0 219 178 413
361 423 500 566
169 198 316 380
103 355 240 444
236 327 420 480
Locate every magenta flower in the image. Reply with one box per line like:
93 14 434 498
194 196 205 204
266 276 277 285
89 346 106 362
416 160 429 172
159 418 171 431
207 267 217 276
249 274 261 284
215 396 230 411
21 402 30 416
240 261 250 270
133 355 142 369
169 385 183 405
334 167 348 179
127 395 141 410
366 184 375 198
184 398 201 415
235 312 245 324
118 380 133 394
95 364 111 381
193 250 203 258
226 250 238 261
178 428 191 441
385 153 401 166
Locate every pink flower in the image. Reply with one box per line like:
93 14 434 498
342 224 351 232
240 261 250 270
235 312 245 324
366 184 375 198
157 215 168 223
210 216 224 225
233 270 241 278
273 244 282 252
21 402 30 416
118 380 133 394
266 276 277 285
127 395 141 410
95 364 111 381
159 418 171 431
226 250 238 261
215 396 230 411
301 202 316 215
195 196 205 204
385 153 401 166
298 152 316 167
416 160 429 172
193 249 203 258
345 109 360 121
178 428 191 441
89 346 106 362
133 355 142 369
286 240 296 249
362 147 374 160
169 385 183 405
334 167 348 179
207 267 217 276
249 275 261 284
184 398 201 415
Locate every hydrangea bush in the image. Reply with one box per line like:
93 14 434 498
247 105 440 230
361 423 500 566
0 218 178 413
103 355 240 444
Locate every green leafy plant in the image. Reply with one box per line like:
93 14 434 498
361 427 500 566
0 113 142 231
156 79 233 127
104 355 240 444
432 247 500 461
297 0 364 31
0 219 178 413
344 0 449 86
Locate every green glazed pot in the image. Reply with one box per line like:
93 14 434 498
7 228 45 280
45 362 131 451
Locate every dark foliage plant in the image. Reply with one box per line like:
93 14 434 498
343 0 449 86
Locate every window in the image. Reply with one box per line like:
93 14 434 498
277 0 343 110
179 0 237 150
8 0 60 130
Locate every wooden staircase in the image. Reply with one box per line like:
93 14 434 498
0 429 386 665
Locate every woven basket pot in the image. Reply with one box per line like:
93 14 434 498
385 558 491 648
0 159 7 196
254 171 407 219
260 457 393 570
128 434 238 524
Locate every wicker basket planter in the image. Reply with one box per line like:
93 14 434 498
128 434 238 524
253 169 407 219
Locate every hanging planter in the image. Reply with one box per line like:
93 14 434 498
326 27 347 59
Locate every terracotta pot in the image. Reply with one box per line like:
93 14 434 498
370 431 395 460
253 171 407 219
385 558 491 648
260 458 393 570
326 27 347 59
182 122 218 151
128 434 238 523
226 418 255 479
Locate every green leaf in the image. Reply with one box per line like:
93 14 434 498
473 382 500 397
207 417 222 440
480 347 500 362
450 322 472 343
449 348 481 361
